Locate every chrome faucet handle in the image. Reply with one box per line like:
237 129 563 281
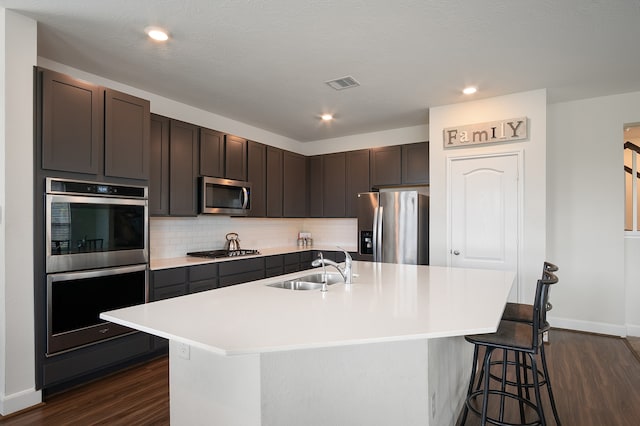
336 246 353 284
317 252 328 292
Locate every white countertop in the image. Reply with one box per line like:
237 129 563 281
102 261 514 356
150 245 357 270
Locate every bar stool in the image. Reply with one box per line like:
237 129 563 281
460 270 560 426
502 262 558 324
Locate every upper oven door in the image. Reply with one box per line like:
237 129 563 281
200 176 251 215
46 194 148 273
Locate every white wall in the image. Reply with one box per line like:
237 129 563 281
429 90 548 305
0 9 42 415
548 91 640 336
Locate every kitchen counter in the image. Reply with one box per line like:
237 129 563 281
102 262 514 426
149 244 357 270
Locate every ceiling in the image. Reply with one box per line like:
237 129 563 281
2 0 640 143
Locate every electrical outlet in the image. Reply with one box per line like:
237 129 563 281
431 393 436 419
177 342 190 359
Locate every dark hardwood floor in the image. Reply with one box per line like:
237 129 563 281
0 357 169 425
1 330 639 425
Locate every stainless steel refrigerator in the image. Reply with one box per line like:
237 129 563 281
357 191 429 265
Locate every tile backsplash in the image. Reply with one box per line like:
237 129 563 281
150 216 357 259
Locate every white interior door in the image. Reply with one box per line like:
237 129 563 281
449 153 520 301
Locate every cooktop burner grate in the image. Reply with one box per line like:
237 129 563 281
186 249 261 259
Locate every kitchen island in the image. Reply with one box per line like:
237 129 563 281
102 261 514 426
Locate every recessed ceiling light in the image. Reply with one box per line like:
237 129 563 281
463 86 477 95
145 26 169 41
321 114 333 121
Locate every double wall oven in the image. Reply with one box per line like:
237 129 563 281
45 178 148 355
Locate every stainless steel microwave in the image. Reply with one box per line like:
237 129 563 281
200 176 251 215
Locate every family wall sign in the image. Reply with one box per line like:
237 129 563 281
443 117 528 148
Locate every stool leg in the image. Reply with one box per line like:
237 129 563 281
521 351 531 399
481 348 494 426
460 345 480 425
540 343 561 425
527 353 546 426
514 350 526 423
499 349 508 422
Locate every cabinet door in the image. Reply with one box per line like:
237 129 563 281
225 135 247 181
40 68 102 174
247 141 266 217
149 114 170 216
266 147 283 217
283 151 308 217
346 149 370 217
199 127 224 178
402 142 429 184
323 152 346 217
169 120 199 216
308 156 323 217
104 88 150 180
370 145 402 187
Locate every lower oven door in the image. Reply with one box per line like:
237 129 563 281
46 264 148 356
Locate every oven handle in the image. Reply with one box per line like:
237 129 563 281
47 264 148 282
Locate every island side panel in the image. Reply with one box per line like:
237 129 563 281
259 339 431 426
169 341 262 426
427 336 474 426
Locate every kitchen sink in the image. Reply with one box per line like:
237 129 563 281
266 272 343 290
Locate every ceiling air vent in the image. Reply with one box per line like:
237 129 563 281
325 76 360 90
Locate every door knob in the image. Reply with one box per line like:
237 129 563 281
453 250 460 255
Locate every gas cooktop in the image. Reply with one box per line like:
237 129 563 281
186 249 261 259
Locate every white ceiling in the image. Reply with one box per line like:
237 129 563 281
2 0 640 142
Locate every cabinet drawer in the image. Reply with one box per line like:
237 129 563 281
219 270 265 287
189 263 218 282
265 266 284 278
153 283 187 301
152 268 187 288
265 255 283 269
189 279 217 294
219 257 264 276
283 253 300 266
300 251 313 264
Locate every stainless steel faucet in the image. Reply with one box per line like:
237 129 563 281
311 247 353 285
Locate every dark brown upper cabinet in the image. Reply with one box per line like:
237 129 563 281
308 156 323 217
322 152 346 217
39 68 150 180
40 68 102 175
224 135 247 181
168 119 199 216
370 145 402 187
104 89 150 180
199 127 225 178
266 146 283 217
345 149 370 217
149 114 170 216
402 142 429 185
283 151 308 217
199 130 247 182
247 140 266 217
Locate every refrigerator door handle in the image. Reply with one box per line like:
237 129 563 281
373 206 379 262
376 206 383 261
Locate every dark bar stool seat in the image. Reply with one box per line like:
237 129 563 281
460 270 561 426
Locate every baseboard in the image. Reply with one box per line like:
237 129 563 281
0 388 42 416
548 316 627 337
626 324 640 337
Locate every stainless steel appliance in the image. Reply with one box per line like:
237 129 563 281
357 191 429 264
200 176 251 215
47 264 147 355
45 178 148 273
44 178 149 355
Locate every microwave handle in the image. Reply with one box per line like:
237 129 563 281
241 187 249 209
